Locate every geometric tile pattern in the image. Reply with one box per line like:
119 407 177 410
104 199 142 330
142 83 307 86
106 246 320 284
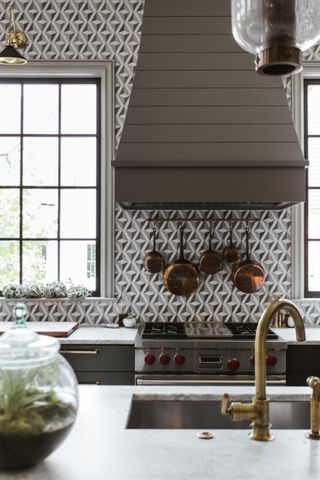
0 0 145 149
113 205 293 324
304 44 320 61
293 301 320 326
0 298 119 325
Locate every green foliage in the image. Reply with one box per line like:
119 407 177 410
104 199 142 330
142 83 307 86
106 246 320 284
0 362 74 436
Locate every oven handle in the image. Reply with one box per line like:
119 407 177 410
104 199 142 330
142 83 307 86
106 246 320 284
136 378 286 386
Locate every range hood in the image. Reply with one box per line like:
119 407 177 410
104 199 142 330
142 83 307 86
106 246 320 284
113 0 307 210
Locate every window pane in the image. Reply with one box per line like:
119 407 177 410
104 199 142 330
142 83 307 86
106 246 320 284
61 137 96 186
60 189 96 238
308 85 320 135
0 137 20 186
0 84 21 133
308 190 320 238
23 240 58 283
308 139 320 187
0 241 19 288
308 241 320 291
23 189 58 238
61 84 97 134
23 137 58 186
24 84 59 134
0 189 19 238
60 241 96 291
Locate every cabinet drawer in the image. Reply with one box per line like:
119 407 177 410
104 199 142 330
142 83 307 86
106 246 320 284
286 372 315 386
60 344 134 372
76 371 135 385
287 345 320 373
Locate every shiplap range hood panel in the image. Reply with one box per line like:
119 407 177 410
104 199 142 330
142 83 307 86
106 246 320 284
113 0 306 209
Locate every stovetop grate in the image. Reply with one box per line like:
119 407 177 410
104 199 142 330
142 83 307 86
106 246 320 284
142 322 187 339
226 323 278 340
141 322 278 340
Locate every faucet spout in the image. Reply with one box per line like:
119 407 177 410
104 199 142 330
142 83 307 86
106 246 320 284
255 299 305 401
221 298 305 441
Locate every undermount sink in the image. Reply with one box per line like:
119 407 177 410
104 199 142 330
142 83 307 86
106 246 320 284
126 399 310 430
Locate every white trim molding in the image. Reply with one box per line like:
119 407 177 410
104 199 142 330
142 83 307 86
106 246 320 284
0 61 115 297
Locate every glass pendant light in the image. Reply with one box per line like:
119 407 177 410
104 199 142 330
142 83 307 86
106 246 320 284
232 0 320 76
0 3 27 65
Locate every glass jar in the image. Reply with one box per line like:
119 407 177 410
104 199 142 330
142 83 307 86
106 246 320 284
0 304 78 469
232 0 320 75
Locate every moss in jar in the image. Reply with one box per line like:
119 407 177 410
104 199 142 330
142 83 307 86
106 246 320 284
0 364 77 469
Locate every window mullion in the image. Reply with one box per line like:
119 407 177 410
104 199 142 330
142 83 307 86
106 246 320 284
19 82 23 284
57 83 61 282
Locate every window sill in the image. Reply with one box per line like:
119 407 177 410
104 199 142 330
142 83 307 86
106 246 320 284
0 297 117 302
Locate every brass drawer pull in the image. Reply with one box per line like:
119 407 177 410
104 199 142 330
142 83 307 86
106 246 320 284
60 349 100 355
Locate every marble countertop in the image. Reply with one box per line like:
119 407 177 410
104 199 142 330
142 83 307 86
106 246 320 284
58 325 138 344
2 385 319 480
58 325 320 346
274 327 320 345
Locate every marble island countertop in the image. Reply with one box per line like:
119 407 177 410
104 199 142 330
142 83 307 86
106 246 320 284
58 325 138 344
2 385 320 480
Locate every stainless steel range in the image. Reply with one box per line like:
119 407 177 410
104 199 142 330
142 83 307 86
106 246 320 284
135 322 287 386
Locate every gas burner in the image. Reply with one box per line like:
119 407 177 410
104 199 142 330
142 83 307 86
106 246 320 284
142 322 187 339
226 323 278 340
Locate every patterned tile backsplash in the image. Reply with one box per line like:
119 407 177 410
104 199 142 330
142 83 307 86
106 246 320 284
0 1 320 325
0 204 316 325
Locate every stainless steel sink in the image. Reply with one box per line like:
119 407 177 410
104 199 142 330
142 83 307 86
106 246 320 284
126 399 310 429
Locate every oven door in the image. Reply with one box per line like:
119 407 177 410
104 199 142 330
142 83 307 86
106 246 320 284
135 374 286 386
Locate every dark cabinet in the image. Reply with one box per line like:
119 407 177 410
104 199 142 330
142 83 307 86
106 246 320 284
286 345 320 386
60 344 135 385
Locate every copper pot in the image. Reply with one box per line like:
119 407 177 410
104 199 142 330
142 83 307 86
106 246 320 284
199 226 223 274
232 227 265 294
223 225 241 264
143 227 165 274
163 226 200 296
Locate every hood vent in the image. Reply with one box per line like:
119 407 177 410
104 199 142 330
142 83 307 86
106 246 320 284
113 0 307 209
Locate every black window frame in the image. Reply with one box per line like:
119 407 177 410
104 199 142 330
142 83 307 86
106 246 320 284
0 77 101 296
304 78 320 297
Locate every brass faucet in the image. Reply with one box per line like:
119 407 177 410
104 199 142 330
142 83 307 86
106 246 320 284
221 299 306 441
306 376 320 440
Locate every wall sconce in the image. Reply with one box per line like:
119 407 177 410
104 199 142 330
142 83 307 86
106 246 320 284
232 0 320 76
0 3 27 65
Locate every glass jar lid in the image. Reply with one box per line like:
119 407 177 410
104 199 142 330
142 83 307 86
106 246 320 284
0 303 59 368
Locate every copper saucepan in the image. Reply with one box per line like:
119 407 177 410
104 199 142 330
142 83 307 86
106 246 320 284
143 226 165 274
223 225 240 264
232 227 265 294
199 225 223 274
163 225 200 296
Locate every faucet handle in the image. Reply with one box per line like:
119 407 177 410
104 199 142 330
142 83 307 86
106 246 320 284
307 376 320 401
221 393 231 416
306 376 320 440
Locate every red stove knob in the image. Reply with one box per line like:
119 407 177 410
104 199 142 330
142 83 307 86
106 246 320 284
228 357 240 371
144 353 155 365
266 355 277 367
174 354 185 366
159 353 170 365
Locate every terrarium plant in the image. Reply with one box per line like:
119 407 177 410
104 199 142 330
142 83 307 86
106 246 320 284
0 364 75 436
0 304 78 469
